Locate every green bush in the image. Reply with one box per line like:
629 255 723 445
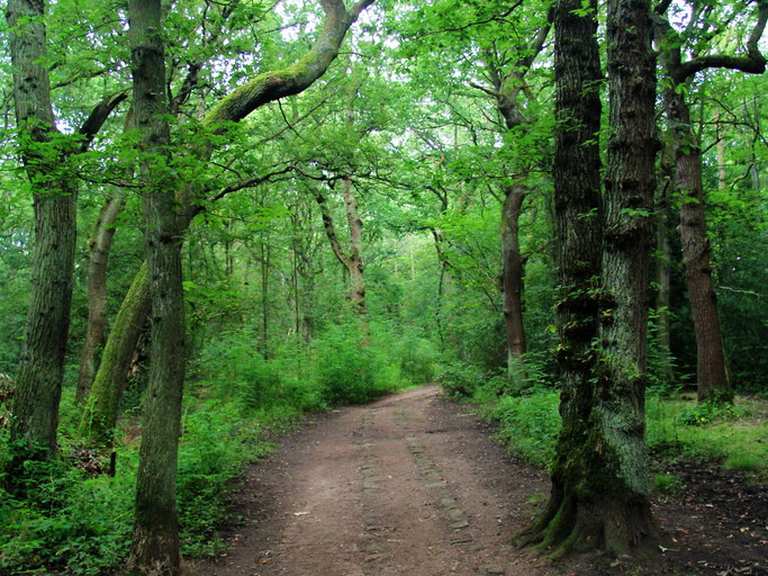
653 472 684 494
397 332 438 386
676 401 748 427
438 361 485 398
471 353 551 403
314 323 401 406
0 452 134 576
491 390 560 468
195 329 326 413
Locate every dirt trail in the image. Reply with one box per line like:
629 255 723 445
196 386 553 576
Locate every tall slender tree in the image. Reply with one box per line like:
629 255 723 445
655 0 768 402
6 0 124 464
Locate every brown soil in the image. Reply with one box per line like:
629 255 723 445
192 386 768 576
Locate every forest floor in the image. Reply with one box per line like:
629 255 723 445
193 386 768 576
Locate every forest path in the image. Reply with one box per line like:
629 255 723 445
195 385 554 576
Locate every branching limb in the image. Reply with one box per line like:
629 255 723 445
78 91 129 151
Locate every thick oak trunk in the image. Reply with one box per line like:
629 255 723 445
664 89 732 402
597 0 658 545
126 1 185 573
523 0 656 555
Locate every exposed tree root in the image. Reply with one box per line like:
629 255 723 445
517 482 657 558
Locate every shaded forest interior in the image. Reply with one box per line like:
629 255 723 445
1 0 768 575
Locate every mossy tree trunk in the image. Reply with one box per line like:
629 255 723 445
125 0 186 573
79 263 150 445
522 0 657 555
596 0 658 547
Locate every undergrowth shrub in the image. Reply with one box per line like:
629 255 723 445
314 322 401 406
471 352 551 403
646 308 679 394
438 361 485 398
0 449 134 576
195 328 325 413
676 401 749 426
491 390 560 468
397 331 438 386
177 403 273 556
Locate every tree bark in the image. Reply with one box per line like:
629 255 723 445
655 140 675 382
501 186 526 373
597 0 658 545
342 178 367 316
482 12 551 376
7 0 77 461
125 0 186 573
313 181 368 317
76 190 126 403
80 263 151 445
522 0 656 555
664 88 732 402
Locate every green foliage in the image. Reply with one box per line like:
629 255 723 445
0 451 134 576
490 390 561 469
196 328 324 413
396 331 439 386
476 388 768 479
438 361 485 398
314 322 403 406
177 403 274 557
653 472 684 494
676 401 749 427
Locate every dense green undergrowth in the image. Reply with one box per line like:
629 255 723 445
0 322 436 576
441 364 768 483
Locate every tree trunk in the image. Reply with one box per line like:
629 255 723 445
80 263 151 445
7 0 76 461
664 88 732 402
655 141 675 382
501 186 527 375
313 181 368 318
76 191 126 403
597 0 658 545
126 1 186 573
259 233 270 358
341 178 367 316
523 0 656 555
